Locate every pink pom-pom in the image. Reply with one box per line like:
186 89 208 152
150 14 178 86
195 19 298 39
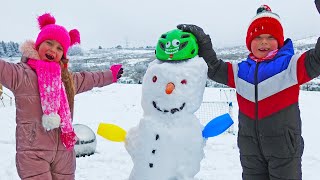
37 13 56 29
69 29 81 46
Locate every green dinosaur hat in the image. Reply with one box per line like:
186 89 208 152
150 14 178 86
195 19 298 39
155 29 198 61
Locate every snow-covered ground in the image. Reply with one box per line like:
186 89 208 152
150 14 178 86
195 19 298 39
0 84 319 179
294 36 319 46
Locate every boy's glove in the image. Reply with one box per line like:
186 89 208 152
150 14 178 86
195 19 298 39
316 0 320 14
110 64 123 82
177 24 218 66
177 24 210 45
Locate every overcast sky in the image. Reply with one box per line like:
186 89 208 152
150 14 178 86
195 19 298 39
1 0 320 49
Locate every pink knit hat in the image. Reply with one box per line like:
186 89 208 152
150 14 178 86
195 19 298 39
35 13 80 59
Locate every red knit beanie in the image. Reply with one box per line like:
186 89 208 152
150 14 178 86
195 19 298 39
246 5 284 51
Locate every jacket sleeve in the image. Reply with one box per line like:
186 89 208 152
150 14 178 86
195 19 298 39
297 37 320 84
73 70 114 94
200 36 236 88
0 59 22 92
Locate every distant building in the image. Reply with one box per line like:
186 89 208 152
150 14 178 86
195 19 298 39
115 45 122 49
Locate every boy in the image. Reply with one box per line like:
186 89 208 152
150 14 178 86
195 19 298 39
178 5 320 180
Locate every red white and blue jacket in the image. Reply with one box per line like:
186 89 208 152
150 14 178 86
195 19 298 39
228 39 311 120
205 38 320 158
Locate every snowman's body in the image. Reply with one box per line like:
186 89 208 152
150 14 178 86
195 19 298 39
126 57 208 180
127 114 204 180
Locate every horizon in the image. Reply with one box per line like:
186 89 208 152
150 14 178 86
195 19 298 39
0 34 318 52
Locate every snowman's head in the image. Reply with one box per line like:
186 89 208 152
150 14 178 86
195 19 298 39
141 57 208 117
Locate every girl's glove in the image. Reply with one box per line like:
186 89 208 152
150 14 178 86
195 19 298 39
110 64 123 82
61 131 78 150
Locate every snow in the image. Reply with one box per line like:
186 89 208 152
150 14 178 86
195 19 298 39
125 58 149 65
0 84 320 179
294 36 319 45
116 49 154 54
85 49 153 59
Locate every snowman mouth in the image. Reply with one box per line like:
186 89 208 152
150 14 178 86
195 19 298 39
165 47 179 54
152 101 186 114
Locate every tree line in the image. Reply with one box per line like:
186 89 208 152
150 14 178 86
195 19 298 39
0 41 84 58
0 41 21 57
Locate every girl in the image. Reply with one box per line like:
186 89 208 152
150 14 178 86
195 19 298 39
0 13 123 180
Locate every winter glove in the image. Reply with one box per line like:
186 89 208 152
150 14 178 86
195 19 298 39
177 24 219 68
177 24 228 85
110 64 123 82
316 0 320 14
177 24 210 46
61 131 78 150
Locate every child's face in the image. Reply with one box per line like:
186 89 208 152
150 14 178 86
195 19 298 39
38 40 64 62
251 34 278 59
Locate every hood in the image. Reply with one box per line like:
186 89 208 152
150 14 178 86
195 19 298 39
246 38 294 65
19 40 40 61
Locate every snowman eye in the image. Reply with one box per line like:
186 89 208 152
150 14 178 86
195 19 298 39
181 79 187 84
165 41 171 48
172 39 180 47
152 76 157 83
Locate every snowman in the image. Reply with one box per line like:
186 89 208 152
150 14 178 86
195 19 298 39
98 29 233 180
125 29 208 180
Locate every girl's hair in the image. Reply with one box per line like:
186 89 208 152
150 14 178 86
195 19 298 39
60 60 75 116
0 83 3 97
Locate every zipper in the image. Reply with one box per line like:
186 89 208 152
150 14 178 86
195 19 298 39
254 62 264 155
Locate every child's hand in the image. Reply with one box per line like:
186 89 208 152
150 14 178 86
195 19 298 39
316 0 320 14
110 64 123 82
177 24 209 44
61 131 78 150
177 24 218 65
177 24 215 59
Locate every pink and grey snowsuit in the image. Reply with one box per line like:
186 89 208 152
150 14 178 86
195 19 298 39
0 59 114 180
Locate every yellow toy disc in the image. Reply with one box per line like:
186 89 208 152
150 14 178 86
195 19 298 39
97 123 127 142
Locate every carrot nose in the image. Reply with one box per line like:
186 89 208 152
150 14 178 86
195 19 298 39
165 82 175 94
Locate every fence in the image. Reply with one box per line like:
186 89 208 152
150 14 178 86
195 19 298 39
0 85 13 107
195 101 235 135
195 88 236 135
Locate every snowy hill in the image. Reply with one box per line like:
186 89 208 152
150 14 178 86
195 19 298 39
70 35 320 85
294 36 319 46
0 84 319 179
216 35 319 61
